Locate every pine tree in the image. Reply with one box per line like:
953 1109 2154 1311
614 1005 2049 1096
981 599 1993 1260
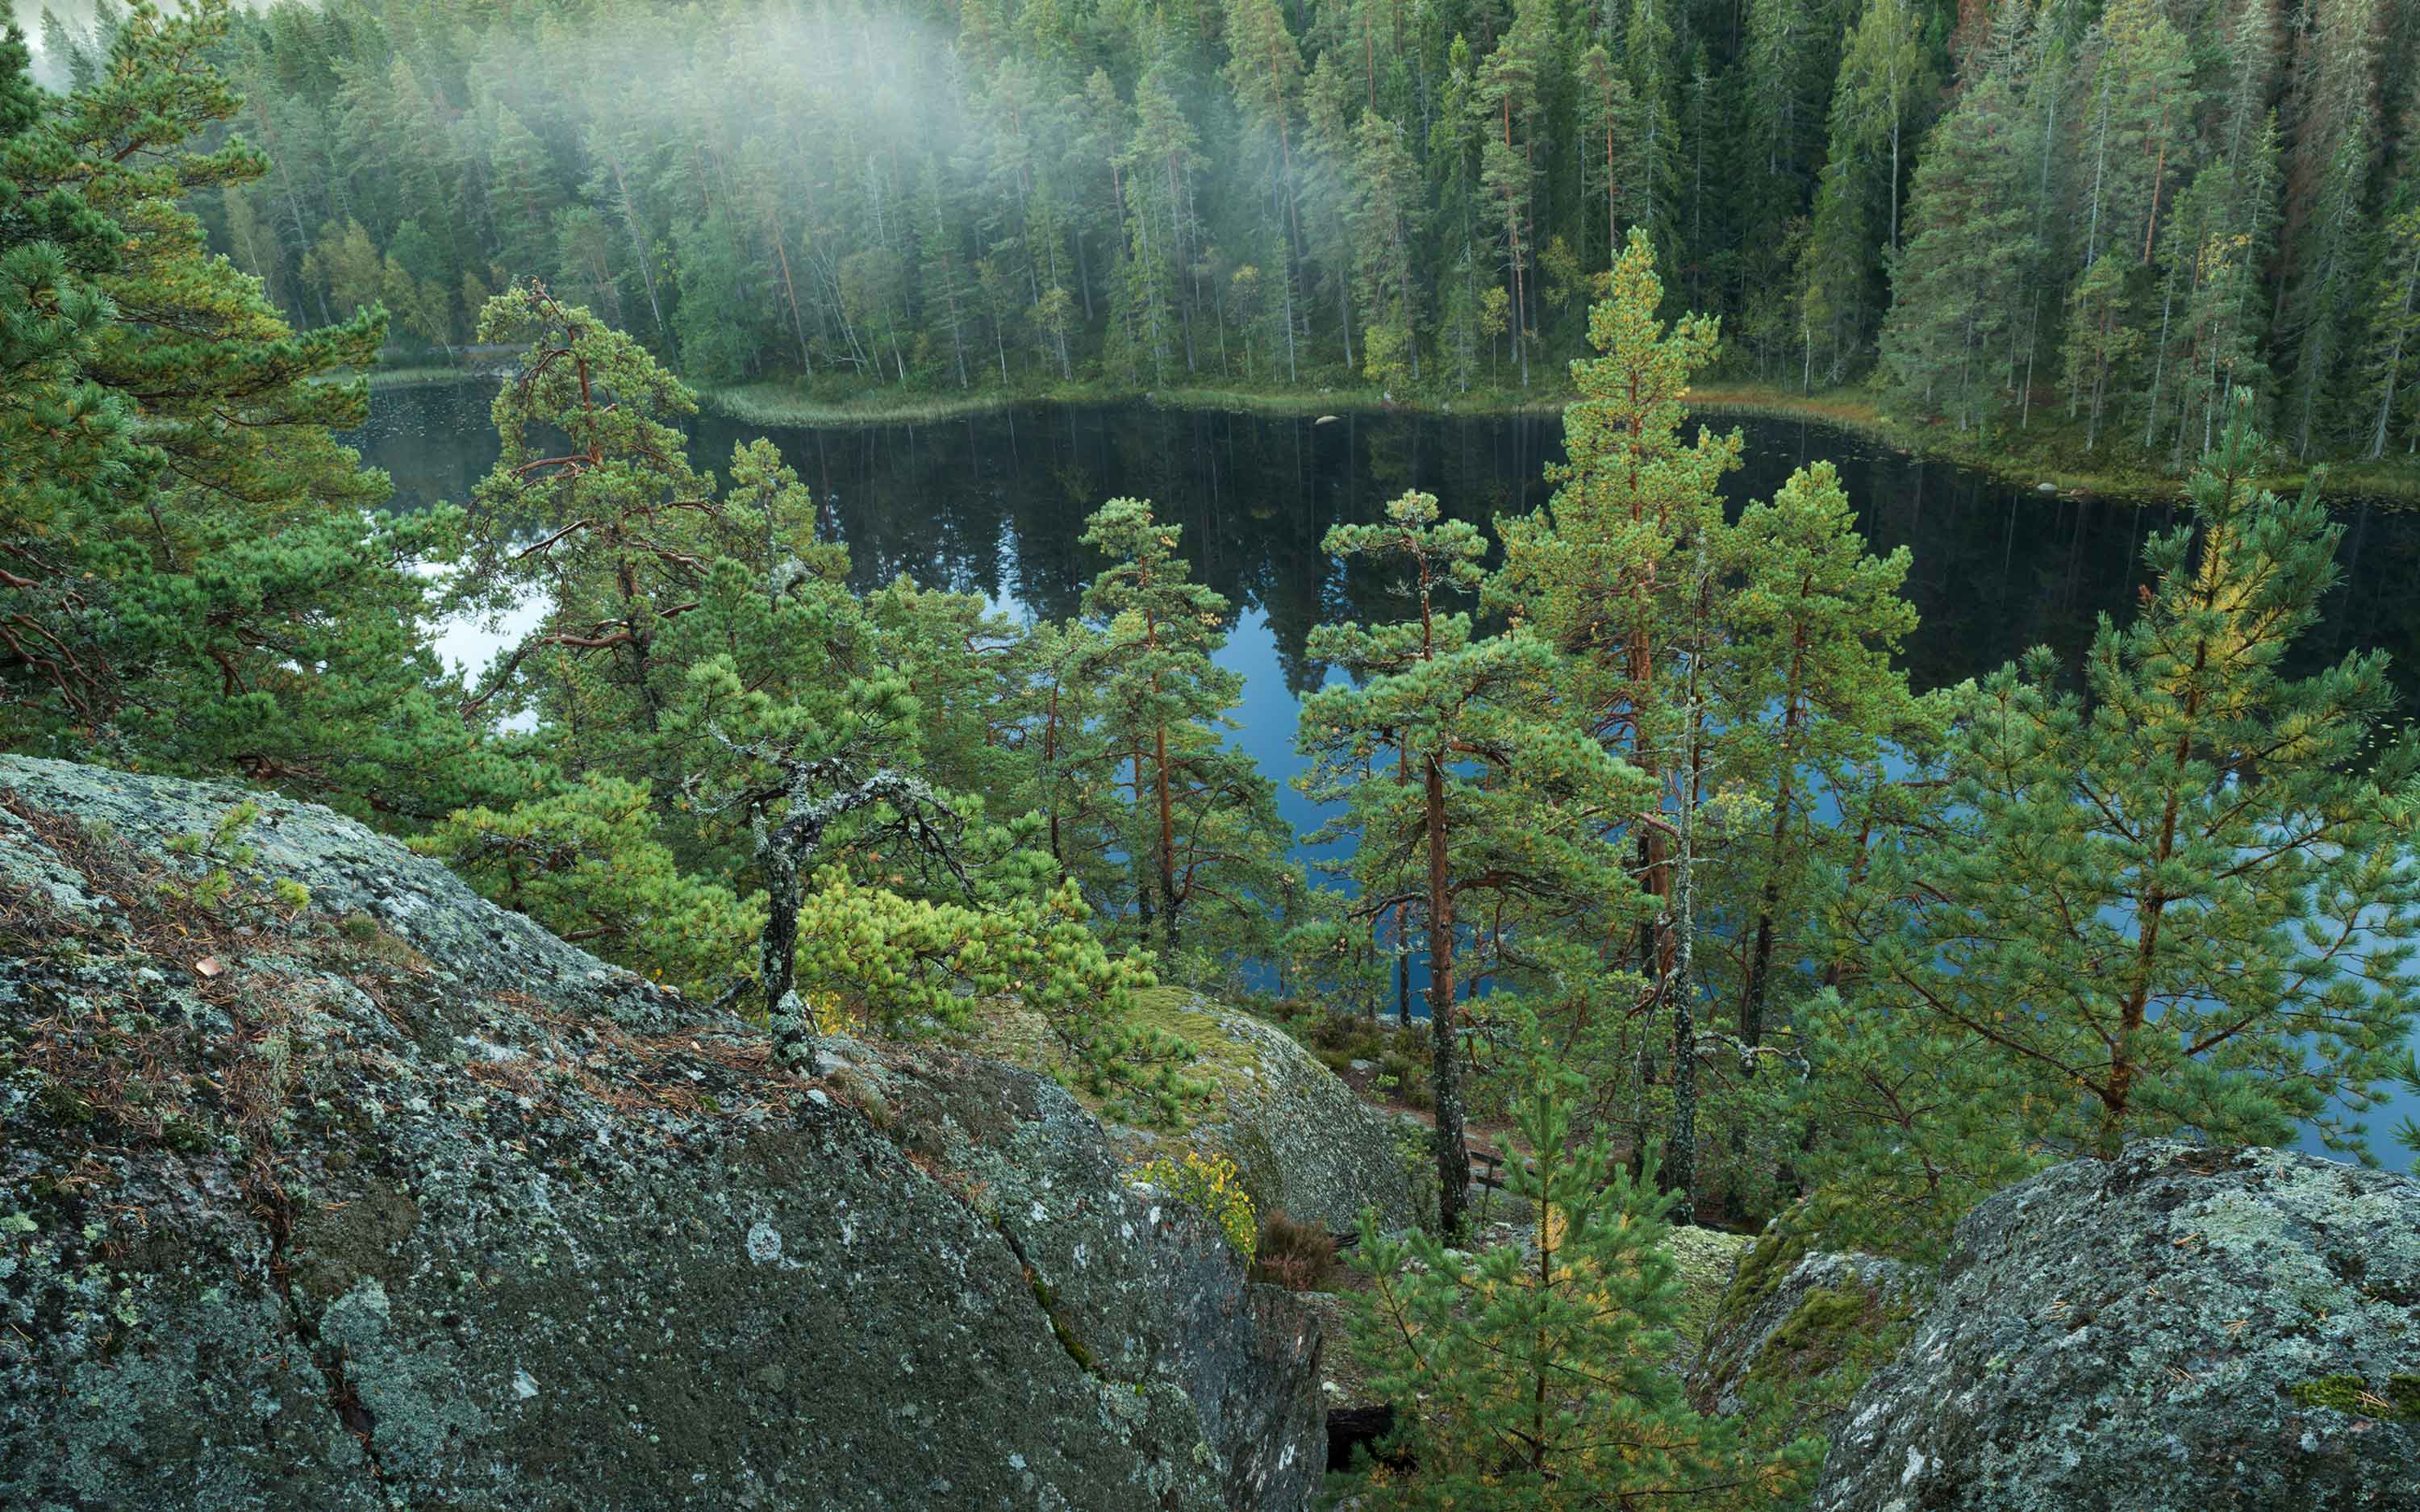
1709 461 1930 1049
672 212 755 384
1080 498 1292 967
1346 1020 1817 1506
456 282 718 751
1494 230 1738 1002
3 1 493 823
1741 0 1835 264
419 774 765 998
1304 491 1648 1238
1838 402 2420 1189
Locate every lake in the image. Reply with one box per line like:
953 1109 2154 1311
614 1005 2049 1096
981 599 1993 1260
353 381 2420 1168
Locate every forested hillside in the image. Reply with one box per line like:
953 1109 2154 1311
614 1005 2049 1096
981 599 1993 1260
29 0 2420 464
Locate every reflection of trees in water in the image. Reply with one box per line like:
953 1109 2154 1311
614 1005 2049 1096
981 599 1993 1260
353 385 2419 722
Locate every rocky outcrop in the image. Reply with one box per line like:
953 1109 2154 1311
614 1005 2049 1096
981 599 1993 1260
1690 1236 1930 1439
0 756 1324 1512
1140 998 1420 1234
976 991 1420 1235
1813 1141 2420 1512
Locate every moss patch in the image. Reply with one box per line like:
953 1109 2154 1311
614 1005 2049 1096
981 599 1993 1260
1704 1218 1815 1351
1746 1285 1901 1392
2287 1372 2420 1421
1666 1225 1755 1355
957 988 1256 1110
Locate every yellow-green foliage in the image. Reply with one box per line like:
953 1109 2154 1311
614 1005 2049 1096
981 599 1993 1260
415 775 765 999
1136 1149 1257 1262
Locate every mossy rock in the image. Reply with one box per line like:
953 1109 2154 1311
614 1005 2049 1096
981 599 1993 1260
2288 1372 2420 1420
1690 1238 1932 1442
1813 1142 2420 1512
965 987 1418 1233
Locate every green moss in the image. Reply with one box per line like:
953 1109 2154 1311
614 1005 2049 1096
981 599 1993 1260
1662 1225 1754 1356
159 1114 212 1152
1747 1286 1882 1388
2288 1372 2420 1420
1048 1307 1097 1372
1124 989 1262 1083
33 1076 94 1127
330 910 427 969
1018 1263 1099 1374
1706 1219 1815 1348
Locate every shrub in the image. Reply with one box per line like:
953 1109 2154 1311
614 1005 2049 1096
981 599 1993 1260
1134 1149 1257 1262
1251 1210 1341 1291
1379 1049 1434 1110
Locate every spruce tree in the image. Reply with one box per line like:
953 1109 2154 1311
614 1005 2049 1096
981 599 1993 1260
1879 46 2040 430
2059 0 2195 451
2360 202 2420 458
1803 0 1937 375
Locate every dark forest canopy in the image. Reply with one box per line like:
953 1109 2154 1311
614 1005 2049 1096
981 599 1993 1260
26 0 2420 466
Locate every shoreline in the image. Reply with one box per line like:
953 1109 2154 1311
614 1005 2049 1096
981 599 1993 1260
357 365 2420 502
699 377 2420 502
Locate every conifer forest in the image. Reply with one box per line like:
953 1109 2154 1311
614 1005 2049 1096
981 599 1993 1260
26 0 2420 468
6 3 2420 1510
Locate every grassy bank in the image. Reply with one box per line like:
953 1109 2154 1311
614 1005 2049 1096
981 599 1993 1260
700 376 1444 426
577 370 2420 504
361 364 507 389
701 372 2201 494
1683 381 2199 498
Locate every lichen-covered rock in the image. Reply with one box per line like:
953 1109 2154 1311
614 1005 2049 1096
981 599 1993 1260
0 756 1323 1512
974 990 1419 1234
1145 998 1419 1235
1688 1235 1930 1440
1813 1141 2420 1512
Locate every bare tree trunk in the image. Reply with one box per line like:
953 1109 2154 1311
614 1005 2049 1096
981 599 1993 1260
1426 755 1470 1239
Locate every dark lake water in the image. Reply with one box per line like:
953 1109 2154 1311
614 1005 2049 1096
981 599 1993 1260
353 381 2420 1168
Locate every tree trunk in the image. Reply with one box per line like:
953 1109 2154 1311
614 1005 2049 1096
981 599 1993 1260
1426 754 1471 1239
1738 621 1806 1046
757 813 808 1069
1155 715 1178 959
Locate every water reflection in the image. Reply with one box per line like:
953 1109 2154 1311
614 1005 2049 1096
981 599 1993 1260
357 385 2420 714
349 384 2420 1166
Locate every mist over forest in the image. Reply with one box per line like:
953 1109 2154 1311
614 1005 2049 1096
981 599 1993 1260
23 0 2420 472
